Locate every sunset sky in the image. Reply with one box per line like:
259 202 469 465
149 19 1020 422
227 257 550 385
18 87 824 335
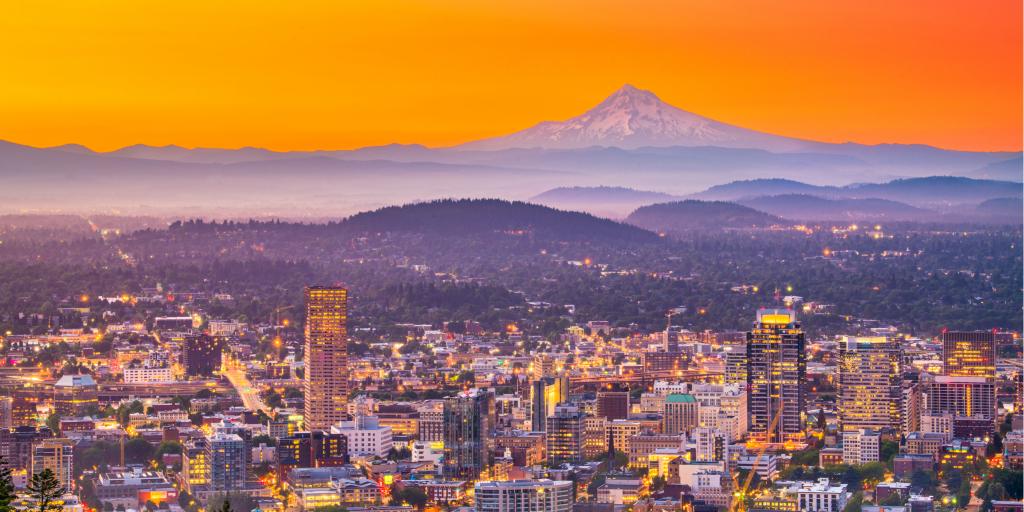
3 0 1021 152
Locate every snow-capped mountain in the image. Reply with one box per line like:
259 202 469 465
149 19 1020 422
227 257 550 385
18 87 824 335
460 84 818 151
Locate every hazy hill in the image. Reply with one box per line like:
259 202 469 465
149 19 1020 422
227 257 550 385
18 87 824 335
625 200 785 234
692 176 1021 208
974 197 1024 224
531 186 681 218
737 194 933 221
970 156 1022 182
338 199 660 243
691 179 839 201
844 176 1023 206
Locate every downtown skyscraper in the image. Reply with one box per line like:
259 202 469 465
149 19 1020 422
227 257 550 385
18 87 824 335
303 286 349 431
747 308 805 445
942 330 996 378
443 389 495 479
837 336 902 432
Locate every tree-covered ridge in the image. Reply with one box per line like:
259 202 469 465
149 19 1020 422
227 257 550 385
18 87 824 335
627 200 785 232
340 199 661 242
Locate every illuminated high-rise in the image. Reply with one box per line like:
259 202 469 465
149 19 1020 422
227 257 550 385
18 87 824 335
545 404 585 466
837 336 902 432
303 286 349 431
31 438 74 490
922 375 996 438
530 376 569 432
747 309 805 444
443 389 495 479
942 331 995 378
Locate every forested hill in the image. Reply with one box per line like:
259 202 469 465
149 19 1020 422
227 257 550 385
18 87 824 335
338 199 661 243
626 200 785 232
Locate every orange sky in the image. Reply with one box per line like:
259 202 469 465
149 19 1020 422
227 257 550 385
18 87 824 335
2 0 1020 152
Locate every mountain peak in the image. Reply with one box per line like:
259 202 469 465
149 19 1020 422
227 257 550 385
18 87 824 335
460 84 814 151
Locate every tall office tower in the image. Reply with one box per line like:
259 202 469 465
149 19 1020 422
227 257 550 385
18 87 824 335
663 393 699 435
182 335 222 377
303 286 349 431
532 354 558 380
724 344 748 386
31 438 74 490
664 326 682 352
416 401 445 442
837 336 902 432
474 480 574 512
747 309 806 444
922 375 996 438
530 377 569 431
583 416 609 459
206 431 247 491
942 330 995 378
443 389 495 479
596 387 630 420
545 404 585 466
0 397 12 429
901 380 922 435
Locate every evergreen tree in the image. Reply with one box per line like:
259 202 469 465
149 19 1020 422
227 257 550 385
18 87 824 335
0 455 17 512
26 469 65 512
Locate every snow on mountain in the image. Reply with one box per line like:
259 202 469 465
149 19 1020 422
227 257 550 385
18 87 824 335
460 84 818 151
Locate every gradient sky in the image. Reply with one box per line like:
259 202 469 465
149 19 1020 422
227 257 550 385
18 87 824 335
3 0 1021 152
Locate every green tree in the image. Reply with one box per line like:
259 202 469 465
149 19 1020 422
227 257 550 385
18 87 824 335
910 469 939 495
250 435 276 448
944 470 965 494
879 493 904 506
391 487 428 509
116 400 144 427
651 475 667 493
880 440 899 464
842 491 863 512
154 441 183 460
26 469 65 512
124 438 155 465
45 414 61 436
0 455 17 512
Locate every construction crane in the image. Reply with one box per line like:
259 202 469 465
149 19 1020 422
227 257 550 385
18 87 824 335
730 405 784 512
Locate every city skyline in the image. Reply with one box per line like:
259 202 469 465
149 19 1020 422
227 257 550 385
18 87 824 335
0 3 1020 511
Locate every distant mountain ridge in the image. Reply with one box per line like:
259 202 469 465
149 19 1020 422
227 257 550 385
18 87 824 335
692 176 1022 206
1 84 1020 216
737 194 932 222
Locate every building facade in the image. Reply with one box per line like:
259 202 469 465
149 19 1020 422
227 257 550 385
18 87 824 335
942 331 995 378
442 389 495 479
303 286 349 431
747 309 806 444
474 479 573 512
545 404 585 466
838 336 902 432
